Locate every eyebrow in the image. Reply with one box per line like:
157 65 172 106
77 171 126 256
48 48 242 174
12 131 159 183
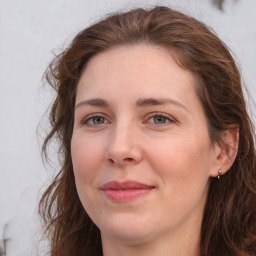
75 97 188 112
75 98 109 109
135 98 188 111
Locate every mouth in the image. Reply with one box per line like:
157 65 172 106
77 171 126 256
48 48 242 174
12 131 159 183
101 180 155 202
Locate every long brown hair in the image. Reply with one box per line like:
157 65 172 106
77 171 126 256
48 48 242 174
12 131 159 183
39 6 256 256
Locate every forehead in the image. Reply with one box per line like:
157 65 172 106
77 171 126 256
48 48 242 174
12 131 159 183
76 44 197 101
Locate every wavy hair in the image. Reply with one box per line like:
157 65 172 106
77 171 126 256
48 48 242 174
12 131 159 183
39 6 256 256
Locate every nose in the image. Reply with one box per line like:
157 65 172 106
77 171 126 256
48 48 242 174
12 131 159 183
105 124 143 167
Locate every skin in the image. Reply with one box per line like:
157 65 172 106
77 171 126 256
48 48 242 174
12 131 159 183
71 44 236 256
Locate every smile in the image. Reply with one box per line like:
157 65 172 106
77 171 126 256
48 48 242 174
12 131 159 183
101 180 155 202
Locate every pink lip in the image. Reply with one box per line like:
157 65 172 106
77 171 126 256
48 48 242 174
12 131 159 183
101 180 155 202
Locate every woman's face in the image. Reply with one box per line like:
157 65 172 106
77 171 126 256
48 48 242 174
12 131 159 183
71 45 219 245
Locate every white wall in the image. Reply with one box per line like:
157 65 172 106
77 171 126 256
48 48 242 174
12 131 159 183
0 0 255 255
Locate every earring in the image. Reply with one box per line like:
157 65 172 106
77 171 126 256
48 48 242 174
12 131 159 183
217 170 222 179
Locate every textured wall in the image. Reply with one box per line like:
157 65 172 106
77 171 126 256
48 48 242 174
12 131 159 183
0 0 255 255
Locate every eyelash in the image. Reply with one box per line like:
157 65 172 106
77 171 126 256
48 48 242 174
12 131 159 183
145 112 175 125
81 112 176 127
82 114 109 126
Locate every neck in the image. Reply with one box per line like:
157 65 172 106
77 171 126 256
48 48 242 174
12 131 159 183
101 219 201 256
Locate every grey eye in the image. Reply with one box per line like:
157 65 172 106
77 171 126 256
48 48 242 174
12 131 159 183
92 116 105 124
152 116 169 124
83 115 107 126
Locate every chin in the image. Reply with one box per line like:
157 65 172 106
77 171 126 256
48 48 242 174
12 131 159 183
99 214 155 245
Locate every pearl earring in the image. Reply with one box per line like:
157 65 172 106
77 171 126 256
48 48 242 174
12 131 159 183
217 170 222 179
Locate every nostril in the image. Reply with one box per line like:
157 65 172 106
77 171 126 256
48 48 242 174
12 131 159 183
106 157 135 165
108 159 115 164
124 158 134 162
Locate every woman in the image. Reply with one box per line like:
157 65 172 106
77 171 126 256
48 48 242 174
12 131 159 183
39 6 256 256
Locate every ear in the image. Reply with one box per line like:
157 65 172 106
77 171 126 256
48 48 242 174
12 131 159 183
210 126 239 178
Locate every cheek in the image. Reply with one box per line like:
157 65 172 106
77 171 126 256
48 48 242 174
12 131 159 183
71 135 107 217
152 137 211 212
71 135 105 185
147 133 212 190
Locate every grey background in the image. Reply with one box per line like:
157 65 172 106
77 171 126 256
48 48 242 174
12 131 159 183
0 0 255 255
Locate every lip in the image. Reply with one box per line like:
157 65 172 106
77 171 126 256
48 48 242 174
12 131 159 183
101 180 155 202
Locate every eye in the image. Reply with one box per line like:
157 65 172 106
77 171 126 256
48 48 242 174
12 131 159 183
147 113 175 125
151 116 168 124
82 114 109 126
